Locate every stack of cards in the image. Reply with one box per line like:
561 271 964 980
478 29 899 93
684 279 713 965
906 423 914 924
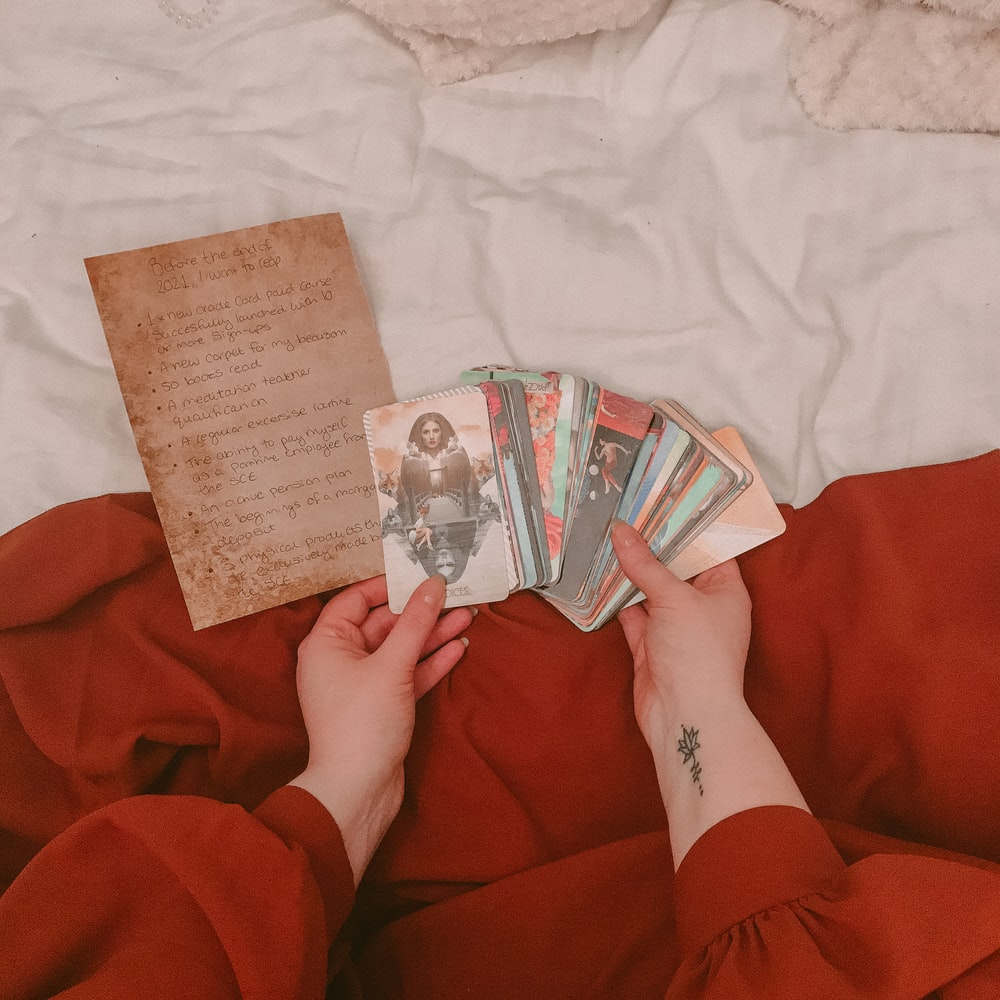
364 368 785 627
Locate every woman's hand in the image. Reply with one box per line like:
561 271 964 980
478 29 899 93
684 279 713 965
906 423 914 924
612 520 809 866
612 520 751 751
288 575 474 884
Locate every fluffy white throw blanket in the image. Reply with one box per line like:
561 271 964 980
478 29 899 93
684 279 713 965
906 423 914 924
342 0 1000 134
342 0 657 85
781 0 1000 132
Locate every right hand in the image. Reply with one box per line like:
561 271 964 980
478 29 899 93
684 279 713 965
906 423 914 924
611 520 752 750
289 574 473 884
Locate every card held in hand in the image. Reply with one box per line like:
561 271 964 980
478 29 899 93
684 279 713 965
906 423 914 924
365 387 512 613
666 425 785 579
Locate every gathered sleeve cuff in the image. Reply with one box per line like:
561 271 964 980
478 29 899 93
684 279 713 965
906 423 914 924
253 784 356 951
673 805 842 956
0 789 357 999
668 805 1000 999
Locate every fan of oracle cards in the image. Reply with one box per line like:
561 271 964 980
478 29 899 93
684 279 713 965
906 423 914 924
363 367 786 629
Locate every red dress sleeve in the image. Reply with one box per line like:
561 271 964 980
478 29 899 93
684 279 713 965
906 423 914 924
667 806 1000 999
0 786 355 1000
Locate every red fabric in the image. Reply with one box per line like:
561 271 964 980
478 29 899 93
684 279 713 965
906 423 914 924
0 785 351 1000
0 493 320 890
2 452 1000 998
740 449 1000 863
670 807 1000 1000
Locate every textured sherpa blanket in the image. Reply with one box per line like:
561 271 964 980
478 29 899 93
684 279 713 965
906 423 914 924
341 0 659 84
343 0 1000 135
781 0 1000 133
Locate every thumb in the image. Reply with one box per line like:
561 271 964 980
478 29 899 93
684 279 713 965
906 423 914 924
611 519 687 608
378 575 447 672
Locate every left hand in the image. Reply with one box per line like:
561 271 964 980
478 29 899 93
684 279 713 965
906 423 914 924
288 574 473 884
612 520 751 752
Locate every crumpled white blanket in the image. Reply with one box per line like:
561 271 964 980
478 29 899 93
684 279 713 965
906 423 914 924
780 0 1000 133
340 0 659 84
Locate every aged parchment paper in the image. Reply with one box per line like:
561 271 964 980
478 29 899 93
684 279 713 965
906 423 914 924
86 214 395 628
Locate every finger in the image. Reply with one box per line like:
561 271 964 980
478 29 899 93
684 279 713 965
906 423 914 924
413 637 468 699
691 559 752 622
691 558 746 595
358 603 398 650
312 575 390 635
610 520 687 608
377 575 447 669
616 600 648 657
420 606 476 658
360 603 476 657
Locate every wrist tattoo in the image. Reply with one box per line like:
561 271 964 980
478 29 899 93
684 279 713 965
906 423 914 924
677 725 704 796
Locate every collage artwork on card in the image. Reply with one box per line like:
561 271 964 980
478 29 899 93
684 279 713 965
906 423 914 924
365 367 786 628
365 388 513 613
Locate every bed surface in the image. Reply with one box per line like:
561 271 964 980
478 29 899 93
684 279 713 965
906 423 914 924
3 0 999 537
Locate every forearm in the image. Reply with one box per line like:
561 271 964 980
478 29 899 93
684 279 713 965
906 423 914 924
648 692 811 868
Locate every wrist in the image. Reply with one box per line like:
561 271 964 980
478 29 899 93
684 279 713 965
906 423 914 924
657 667 747 713
645 701 810 867
640 685 747 760
646 696 752 793
288 767 402 886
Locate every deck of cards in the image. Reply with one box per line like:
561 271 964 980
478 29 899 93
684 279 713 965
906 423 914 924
364 367 785 629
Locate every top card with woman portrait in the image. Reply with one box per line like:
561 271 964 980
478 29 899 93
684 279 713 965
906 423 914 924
364 387 514 613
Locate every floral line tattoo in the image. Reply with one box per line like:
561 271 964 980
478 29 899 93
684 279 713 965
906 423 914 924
677 725 704 796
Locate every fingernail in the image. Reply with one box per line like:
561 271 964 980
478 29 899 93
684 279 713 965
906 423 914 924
459 636 470 648
469 606 479 617
611 518 633 544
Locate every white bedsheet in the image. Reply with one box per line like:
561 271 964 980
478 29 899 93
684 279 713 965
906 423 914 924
3 0 999 537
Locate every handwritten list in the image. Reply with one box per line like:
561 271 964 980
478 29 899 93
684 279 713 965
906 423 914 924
86 214 395 629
